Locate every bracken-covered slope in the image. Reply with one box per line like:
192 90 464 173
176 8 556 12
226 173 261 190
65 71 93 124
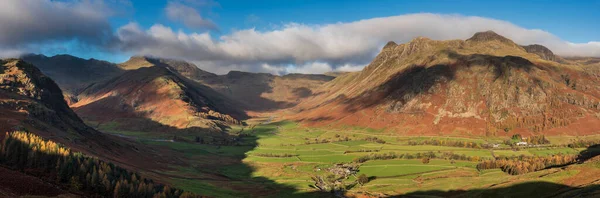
201 71 335 113
290 31 600 137
21 54 125 104
119 56 335 113
72 64 246 133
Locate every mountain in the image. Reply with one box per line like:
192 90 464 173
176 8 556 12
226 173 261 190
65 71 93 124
118 56 335 113
72 64 245 133
21 54 124 104
0 58 164 165
522 44 560 62
202 71 335 113
119 56 217 80
290 31 600 137
0 58 96 137
0 59 198 197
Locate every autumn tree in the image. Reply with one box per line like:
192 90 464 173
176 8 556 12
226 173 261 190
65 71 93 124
357 174 369 186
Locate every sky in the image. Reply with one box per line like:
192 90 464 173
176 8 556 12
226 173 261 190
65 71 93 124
1 0 599 74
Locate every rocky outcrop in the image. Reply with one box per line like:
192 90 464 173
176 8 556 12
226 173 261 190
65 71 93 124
0 59 95 135
466 30 514 44
522 44 558 61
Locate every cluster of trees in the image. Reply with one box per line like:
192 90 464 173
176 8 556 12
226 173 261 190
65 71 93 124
303 136 354 145
0 131 200 197
437 152 482 161
252 153 298 158
525 135 550 145
304 138 335 144
357 174 369 186
476 154 577 175
352 151 483 163
363 137 386 144
301 136 386 145
504 134 550 145
343 149 379 154
192 135 242 146
407 139 488 149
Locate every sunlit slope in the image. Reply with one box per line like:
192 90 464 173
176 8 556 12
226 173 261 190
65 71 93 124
290 31 600 137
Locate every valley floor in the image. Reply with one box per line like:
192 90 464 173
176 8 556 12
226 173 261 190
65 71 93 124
96 117 600 197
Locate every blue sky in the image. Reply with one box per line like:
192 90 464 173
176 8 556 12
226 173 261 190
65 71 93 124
1 0 599 74
118 0 600 41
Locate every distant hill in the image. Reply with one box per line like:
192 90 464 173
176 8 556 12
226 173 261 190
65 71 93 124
73 64 246 133
21 54 124 104
119 56 217 80
202 71 335 112
118 56 335 113
290 31 600 137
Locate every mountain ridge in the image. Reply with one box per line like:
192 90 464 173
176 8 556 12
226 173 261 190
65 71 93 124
288 31 600 137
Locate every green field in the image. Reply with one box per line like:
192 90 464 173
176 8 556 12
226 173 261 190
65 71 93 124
97 119 600 197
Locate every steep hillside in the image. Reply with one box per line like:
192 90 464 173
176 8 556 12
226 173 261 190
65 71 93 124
290 31 600 137
0 59 176 171
119 56 335 113
203 71 335 112
0 59 96 137
21 54 124 103
73 65 245 133
119 56 217 80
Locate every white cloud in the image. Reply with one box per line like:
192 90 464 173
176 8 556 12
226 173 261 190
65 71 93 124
114 13 600 74
0 0 114 48
165 2 217 30
0 5 598 75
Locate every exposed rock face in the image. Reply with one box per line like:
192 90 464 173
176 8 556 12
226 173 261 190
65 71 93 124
291 31 600 137
466 30 514 44
0 59 94 136
522 44 558 61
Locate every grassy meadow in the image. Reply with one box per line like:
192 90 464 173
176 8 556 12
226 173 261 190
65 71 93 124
96 119 600 197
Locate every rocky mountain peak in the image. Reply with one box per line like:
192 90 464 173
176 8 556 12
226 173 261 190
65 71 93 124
522 44 557 61
467 30 514 44
383 41 398 50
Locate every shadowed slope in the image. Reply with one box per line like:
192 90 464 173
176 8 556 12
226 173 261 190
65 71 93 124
119 56 335 113
20 54 125 104
0 59 188 188
291 31 600 137
73 65 246 133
